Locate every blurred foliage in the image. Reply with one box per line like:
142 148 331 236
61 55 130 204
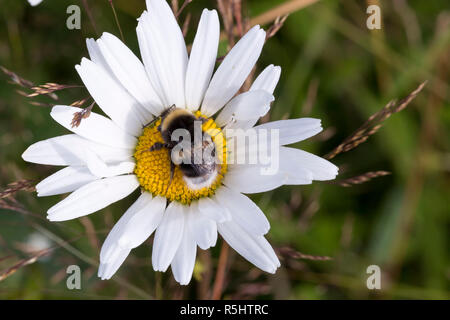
0 0 449 300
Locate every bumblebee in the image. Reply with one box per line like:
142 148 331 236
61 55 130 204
146 106 219 190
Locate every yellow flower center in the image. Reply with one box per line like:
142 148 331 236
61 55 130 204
134 111 227 205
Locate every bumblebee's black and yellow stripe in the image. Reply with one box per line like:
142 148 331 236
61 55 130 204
150 107 219 190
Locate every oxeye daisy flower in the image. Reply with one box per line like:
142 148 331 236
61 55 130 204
22 0 338 285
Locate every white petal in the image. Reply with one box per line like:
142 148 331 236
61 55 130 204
99 193 166 280
223 164 287 194
22 134 133 166
76 58 144 136
216 90 274 127
95 33 163 116
218 220 278 273
252 234 281 268
280 147 338 181
100 192 160 263
50 105 137 149
234 65 282 129
98 246 131 280
171 213 197 285
201 26 266 116
28 0 43 6
276 155 314 185
250 64 282 93
226 145 320 190
196 197 231 223
83 149 135 178
185 9 220 111
115 194 166 249
214 186 270 236
226 128 275 164
86 38 114 78
188 206 217 250
254 118 323 145
135 25 161 103
36 166 97 197
152 201 185 272
138 0 188 108
47 175 139 221
86 38 156 124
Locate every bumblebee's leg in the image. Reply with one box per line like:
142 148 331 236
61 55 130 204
140 142 170 154
150 142 164 151
149 142 174 151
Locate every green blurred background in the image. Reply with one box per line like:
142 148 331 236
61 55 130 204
0 0 449 299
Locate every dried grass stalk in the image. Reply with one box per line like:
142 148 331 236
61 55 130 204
71 102 95 128
0 180 35 200
0 199 26 214
28 101 54 108
0 66 33 88
325 82 427 160
182 13 191 37
176 0 193 18
232 0 244 37
330 171 391 187
251 0 319 26
1 66 60 100
218 0 237 46
0 249 50 282
278 246 333 261
266 15 289 40
70 97 90 108
27 83 80 98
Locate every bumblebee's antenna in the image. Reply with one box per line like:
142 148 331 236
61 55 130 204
143 117 158 129
142 104 177 128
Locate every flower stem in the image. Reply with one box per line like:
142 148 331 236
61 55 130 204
211 241 229 300
108 0 125 42
81 0 99 37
